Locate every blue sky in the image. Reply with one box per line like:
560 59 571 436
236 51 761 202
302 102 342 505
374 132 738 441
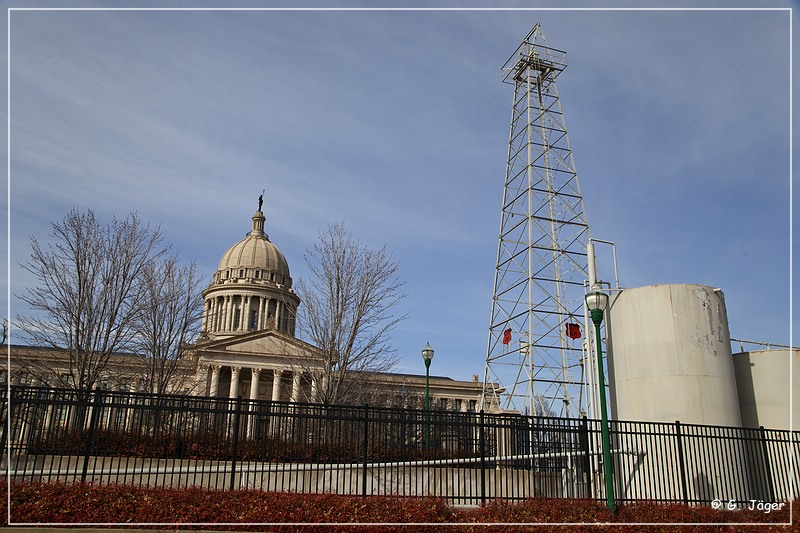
3 2 795 383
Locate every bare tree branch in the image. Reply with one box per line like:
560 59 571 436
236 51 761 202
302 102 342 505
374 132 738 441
133 256 203 394
295 222 406 405
16 209 167 396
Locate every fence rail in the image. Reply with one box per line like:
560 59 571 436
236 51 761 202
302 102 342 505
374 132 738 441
2 386 796 505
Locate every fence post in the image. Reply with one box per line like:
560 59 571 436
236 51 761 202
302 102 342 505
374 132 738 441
580 415 592 499
479 409 486 506
1 387 10 467
674 420 689 505
759 426 776 502
362 404 369 497
229 395 243 491
80 387 103 483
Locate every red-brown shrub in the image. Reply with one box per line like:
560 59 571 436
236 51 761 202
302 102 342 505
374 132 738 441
4 481 796 532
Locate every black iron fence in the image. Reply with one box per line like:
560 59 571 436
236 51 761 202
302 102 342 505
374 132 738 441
2 386 796 506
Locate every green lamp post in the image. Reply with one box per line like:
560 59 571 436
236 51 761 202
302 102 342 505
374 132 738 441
586 290 617 513
422 342 434 450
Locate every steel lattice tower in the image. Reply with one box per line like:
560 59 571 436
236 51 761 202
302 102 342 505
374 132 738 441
481 24 590 417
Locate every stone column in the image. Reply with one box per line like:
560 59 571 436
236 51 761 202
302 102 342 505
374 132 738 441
249 368 261 401
229 366 241 399
221 296 230 331
276 301 283 332
209 365 221 397
248 368 262 439
227 295 235 331
239 296 249 332
290 371 302 403
42 400 54 433
310 375 319 403
271 369 283 402
124 381 136 428
201 300 208 332
269 369 285 436
212 298 220 332
259 297 267 330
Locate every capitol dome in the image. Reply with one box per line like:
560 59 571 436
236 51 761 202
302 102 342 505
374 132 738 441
214 211 292 287
201 208 300 339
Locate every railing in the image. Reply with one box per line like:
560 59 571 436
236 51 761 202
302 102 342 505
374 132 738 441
2 386 796 506
730 338 798 352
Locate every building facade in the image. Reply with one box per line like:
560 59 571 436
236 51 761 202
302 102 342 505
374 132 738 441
191 205 485 409
9 204 487 412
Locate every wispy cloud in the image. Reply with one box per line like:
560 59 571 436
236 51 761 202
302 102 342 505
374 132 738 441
6 7 793 380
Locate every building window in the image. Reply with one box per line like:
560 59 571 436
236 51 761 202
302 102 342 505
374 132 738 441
250 310 258 330
233 309 241 329
254 270 260 279
240 269 245 277
468 400 477 412
453 399 462 411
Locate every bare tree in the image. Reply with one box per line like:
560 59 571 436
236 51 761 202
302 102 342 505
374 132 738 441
133 256 203 395
295 222 406 405
1 317 7 346
16 209 166 397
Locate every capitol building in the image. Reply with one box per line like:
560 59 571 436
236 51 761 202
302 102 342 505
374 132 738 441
8 206 486 412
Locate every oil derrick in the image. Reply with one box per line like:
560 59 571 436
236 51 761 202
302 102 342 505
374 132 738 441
481 23 590 418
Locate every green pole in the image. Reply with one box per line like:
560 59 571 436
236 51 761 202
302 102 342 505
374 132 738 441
425 359 431 450
591 307 617 513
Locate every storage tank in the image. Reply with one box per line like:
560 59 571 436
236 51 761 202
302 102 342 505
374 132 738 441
732 348 798 502
605 284 750 503
607 284 741 427
733 349 798 430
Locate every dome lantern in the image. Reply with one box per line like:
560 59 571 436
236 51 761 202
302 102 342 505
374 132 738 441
249 210 266 238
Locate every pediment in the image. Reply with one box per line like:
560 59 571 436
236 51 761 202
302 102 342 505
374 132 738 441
195 329 320 361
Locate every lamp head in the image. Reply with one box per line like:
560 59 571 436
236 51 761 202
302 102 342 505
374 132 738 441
585 290 609 313
586 290 609 326
422 342 434 363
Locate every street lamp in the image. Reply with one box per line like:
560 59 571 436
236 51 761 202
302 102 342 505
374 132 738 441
422 342 434 450
586 290 617 513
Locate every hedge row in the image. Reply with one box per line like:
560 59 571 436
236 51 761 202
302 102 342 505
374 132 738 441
27 427 466 463
4 481 795 532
